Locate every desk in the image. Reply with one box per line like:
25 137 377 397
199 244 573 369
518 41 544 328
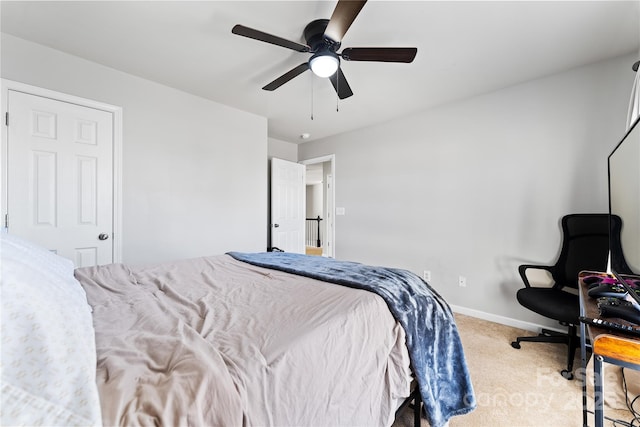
579 271 640 427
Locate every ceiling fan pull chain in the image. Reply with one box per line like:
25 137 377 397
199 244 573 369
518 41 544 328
310 73 314 120
336 74 339 112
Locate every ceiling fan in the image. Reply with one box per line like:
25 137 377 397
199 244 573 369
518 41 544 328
231 0 417 99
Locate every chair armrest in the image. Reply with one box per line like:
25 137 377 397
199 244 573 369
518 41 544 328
518 264 554 288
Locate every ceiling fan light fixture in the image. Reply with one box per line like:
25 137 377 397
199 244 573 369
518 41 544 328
309 52 339 78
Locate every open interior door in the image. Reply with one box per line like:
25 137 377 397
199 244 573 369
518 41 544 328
270 158 305 253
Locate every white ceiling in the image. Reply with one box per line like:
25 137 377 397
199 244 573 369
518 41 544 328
2 1 639 143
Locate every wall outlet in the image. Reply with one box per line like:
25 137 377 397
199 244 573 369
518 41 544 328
458 276 467 287
423 270 431 282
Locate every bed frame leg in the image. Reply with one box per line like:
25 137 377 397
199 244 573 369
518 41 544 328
413 389 421 427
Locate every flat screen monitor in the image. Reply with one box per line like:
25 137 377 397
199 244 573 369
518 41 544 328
608 115 640 308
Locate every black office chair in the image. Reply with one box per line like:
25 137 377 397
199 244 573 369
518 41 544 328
511 213 625 380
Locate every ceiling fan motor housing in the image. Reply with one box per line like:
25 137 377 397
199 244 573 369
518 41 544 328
304 19 341 53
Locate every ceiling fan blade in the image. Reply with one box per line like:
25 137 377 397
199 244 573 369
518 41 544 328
328 67 353 99
324 0 367 43
341 47 417 63
232 25 310 52
262 63 310 91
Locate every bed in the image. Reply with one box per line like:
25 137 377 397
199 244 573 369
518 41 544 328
1 232 475 427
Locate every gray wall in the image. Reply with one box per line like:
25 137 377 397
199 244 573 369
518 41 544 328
299 53 637 327
268 137 298 162
2 34 268 264
306 184 323 218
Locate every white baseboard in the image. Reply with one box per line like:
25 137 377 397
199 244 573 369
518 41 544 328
449 304 564 334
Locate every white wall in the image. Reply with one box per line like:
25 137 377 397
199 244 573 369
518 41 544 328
1 34 268 264
299 53 637 326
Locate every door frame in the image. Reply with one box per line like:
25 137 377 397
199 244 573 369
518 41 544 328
1 79 124 262
301 154 335 258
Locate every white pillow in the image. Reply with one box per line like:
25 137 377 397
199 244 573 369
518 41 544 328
1 232 102 426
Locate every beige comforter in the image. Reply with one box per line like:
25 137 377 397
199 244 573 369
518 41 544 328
75 254 413 426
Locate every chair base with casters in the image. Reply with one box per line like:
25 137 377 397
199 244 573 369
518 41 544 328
511 284 581 379
511 322 578 380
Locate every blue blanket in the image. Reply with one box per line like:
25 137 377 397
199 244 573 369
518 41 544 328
227 252 475 427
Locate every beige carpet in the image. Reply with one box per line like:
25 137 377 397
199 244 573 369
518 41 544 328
393 313 638 427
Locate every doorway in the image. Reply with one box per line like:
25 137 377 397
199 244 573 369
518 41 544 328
302 155 335 258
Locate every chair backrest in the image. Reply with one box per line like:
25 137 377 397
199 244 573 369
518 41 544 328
551 214 618 289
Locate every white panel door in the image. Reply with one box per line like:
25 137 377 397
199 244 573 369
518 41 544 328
271 157 305 253
7 90 114 266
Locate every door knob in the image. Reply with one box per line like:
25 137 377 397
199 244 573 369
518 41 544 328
98 233 110 241
274 224 280 228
